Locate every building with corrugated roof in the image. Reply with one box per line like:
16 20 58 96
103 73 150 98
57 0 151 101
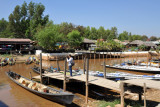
0 38 32 54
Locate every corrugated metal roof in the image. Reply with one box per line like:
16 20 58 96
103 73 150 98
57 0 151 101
0 38 31 42
83 38 96 43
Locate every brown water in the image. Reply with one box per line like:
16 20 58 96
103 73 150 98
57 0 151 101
0 57 149 107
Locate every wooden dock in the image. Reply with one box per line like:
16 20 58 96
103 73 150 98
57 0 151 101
33 72 120 91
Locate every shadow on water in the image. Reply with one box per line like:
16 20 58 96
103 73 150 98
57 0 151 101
0 101 8 107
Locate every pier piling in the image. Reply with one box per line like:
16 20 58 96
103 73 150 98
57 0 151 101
40 53 43 84
85 58 89 104
63 59 67 91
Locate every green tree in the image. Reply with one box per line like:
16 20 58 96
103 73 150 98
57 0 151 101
8 1 49 39
67 30 83 48
118 31 129 41
89 27 98 40
108 27 118 40
84 26 90 38
150 36 157 41
141 35 148 41
35 24 63 50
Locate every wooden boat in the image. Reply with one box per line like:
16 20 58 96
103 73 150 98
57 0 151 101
0 58 9 66
6 71 74 104
9 58 16 66
25 57 33 65
32 56 39 64
31 66 45 74
106 64 160 74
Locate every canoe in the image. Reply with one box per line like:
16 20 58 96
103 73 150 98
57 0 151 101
25 57 33 65
0 58 9 66
9 58 16 66
6 71 74 104
32 56 39 64
31 66 45 74
106 64 160 74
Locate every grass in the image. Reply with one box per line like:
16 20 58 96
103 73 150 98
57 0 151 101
96 99 120 107
95 99 142 107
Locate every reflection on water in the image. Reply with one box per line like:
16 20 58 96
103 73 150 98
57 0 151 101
0 57 148 106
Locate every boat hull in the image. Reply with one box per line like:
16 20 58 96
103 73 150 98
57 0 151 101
6 72 74 104
106 65 160 74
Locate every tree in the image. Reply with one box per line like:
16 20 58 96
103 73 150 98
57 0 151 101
150 36 157 41
108 27 118 40
0 18 9 37
67 30 83 48
118 31 129 41
35 24 63 50
89 27 98 40
141 35 148 41
8 1 49 39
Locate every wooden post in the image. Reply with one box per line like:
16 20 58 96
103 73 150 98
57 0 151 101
147 52 149 67
82 54 83 60
144 83 146 107
63 59 67 91
99 52 100 59
78 55 79 60
110 52 112 60
103 52 105 59
29 72 32 80
94 53 96 59
90 53 91 59
40 53 43 84
85 58 89 104
83 56 86 74
120 82 124 107
103 61 106 79
57 59 60 71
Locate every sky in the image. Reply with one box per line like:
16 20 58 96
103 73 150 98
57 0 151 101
0 0 160 37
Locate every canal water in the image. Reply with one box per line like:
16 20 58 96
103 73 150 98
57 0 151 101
0 57 148 107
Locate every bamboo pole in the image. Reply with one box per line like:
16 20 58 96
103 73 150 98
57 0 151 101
63 59 67 91
144 83 146 107
85 58 89 104
83 56 86 74
103 61 106 79
40 53 43 84
120 82 124 107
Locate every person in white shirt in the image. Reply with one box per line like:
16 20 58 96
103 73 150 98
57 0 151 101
66 54 73 76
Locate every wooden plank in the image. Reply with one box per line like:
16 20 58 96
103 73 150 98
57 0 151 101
120 82 124 107
124 79 160 90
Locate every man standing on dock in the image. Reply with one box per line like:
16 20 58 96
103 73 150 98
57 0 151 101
66 54 74 76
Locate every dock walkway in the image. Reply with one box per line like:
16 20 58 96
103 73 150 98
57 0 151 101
33 72 120 91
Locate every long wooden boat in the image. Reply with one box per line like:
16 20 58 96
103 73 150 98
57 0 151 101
0 58 9 66
9 58 16 66
31 66 45 74
32 56 39 64
6 71 74 104
25 57 33 65
106 64 160 74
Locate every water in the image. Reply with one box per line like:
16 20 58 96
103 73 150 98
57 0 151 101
0 57 148 107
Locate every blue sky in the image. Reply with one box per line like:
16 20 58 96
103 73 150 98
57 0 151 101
0 0 159 37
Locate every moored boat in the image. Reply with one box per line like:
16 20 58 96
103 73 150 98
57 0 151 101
0 58 9 66
9 58 16 66
32 56 39 64
25 57 33 65
106 64 160 74
6 71 74 104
